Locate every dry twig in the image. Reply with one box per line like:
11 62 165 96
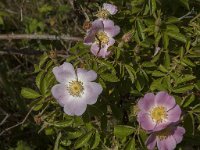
0 34 82 41
0 107 34 136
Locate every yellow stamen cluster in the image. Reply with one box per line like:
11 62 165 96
150 106 168 124
96 9 109 19
68 81 84 97
96 31 109 45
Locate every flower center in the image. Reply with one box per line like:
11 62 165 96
96 31 109 45
150 106 168 124
96 9 109 18
156 126 172 141
68 81 84 97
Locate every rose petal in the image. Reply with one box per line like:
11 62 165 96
77 68 97 82
138 93 155 112
163 136 177 150
90 43 110 58
103 3 118 15
155 91 176 110
64 100 87 116
167 105 181 123
145 134 157 150
51 84 69 106
82 82 103 105
53 62 76 83
108 37 115 46
84 20 104 45
103 20 120 37
173 126 185 144
137 112 156 131
154 122 171 132
157 138 166 150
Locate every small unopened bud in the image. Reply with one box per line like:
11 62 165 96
122 32 132 43
49 50 57 59
83 21 92 30
34 115 42 125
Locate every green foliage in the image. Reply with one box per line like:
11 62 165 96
1 0 200 149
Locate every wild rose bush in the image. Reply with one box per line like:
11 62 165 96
1 0 200 149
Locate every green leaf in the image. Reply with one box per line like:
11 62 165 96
176 75 196 85
100 73 120 82
39 4 53 13
181 58 195 67
150 78 164 91
167 31 187 43
74 130 93 149
138 129 148 148
136 19 145 41
163 33 169 49
40 76 48 94
67 130 83 140
45 127 55 135
142 62 156 67
164 52 170 69
52 120 73 128
39 52 49 69
179 47 185 59
173 85 194 93
182 94 195 108
152 70 166 77
151 0 156 14
125 64 136 83
166 25 180 33
21 87 41 99
36 70 45 90
91 131 101 149
166 17 180 24
124 138 136 150
96 59 116 74
114 125 135 139
33 103 43 111
184 113 194 136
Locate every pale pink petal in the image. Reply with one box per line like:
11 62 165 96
108 37 115 46
52 62 76 83
146 134 157 150
155 91 176 110
137 112 156 131
154 122 171 132
77 68 97 82
138 93 156 112
84 32 95 45
51 84 69 107
82 82 103 105
163 136 177 150
92 19 104 30
157 138 166 150
90 43 110 58
167 105 181 123
103 3 118 15
63 100 87 116
173 126 185 144
84 20 104 45
103 20 120 37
